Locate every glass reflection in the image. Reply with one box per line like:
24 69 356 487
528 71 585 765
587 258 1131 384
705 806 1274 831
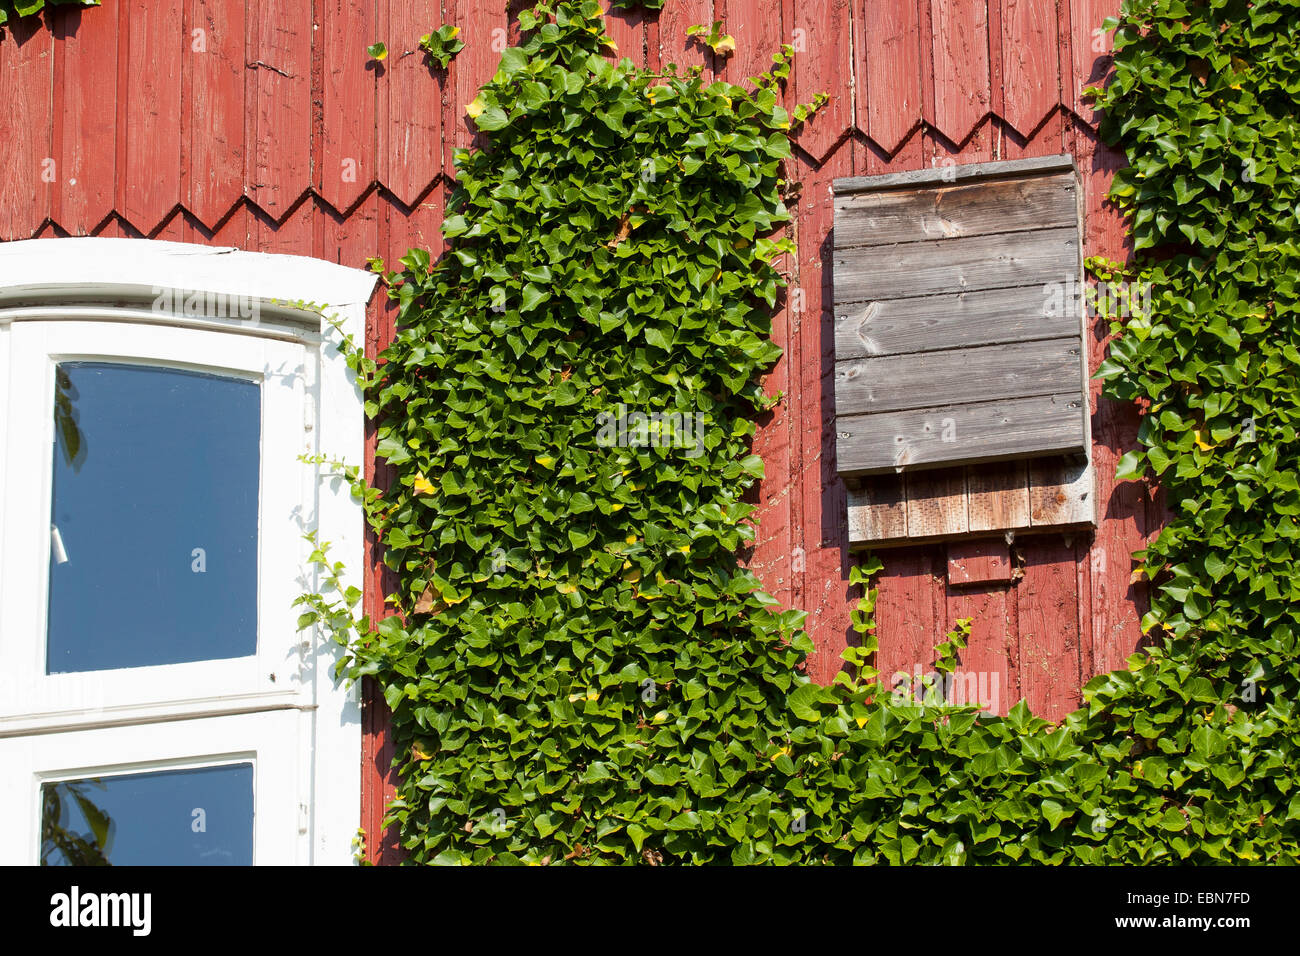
40 763 255 866
46 362 260 673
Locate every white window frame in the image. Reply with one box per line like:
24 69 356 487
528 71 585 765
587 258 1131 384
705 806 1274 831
0 237 376 865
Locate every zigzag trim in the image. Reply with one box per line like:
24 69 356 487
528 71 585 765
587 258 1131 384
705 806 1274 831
19 105 1110 242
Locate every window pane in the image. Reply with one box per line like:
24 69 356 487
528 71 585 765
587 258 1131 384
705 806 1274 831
47 363 259 673
40 763 255 866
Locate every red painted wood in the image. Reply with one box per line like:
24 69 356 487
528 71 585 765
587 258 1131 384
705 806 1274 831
1016 535 1082 720
250 0 312 219
1067 0 1119 125
721 0 782 89
379 0 443 208
794 144 856 684
945 580 1016 715
792 0 852 163
319 0 376 212
602 1 646 67
874 547 941 695
1000 0 1061 138
948 539 1015 586
856 0 922 156
656 0 714 79
0 20 54 238
122 1 184 233
53 6 117 234
448 0 509 178
927 0 991 147
187 0 247 229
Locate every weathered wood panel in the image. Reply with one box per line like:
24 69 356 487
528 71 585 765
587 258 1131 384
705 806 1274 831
834 336 1084 417
905 469 968 537
834 284 1078 360
833 173 1077 249
836 391 1086 475
968 459 1031 532
833 225 1079 303
847 455 1096 548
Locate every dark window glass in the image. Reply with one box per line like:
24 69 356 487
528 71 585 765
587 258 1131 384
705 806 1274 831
40 763 255 866
47 362 259 673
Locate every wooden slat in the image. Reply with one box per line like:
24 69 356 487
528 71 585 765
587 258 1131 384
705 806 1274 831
968 459 1031 532
0 20 54 238
928 0 991 146
834 336 1083 417
847 456 1094 548
251 0 312 218
833 173 1076 249
449 0 510 176
656 0 716 77
792 0 852 162
832 225 1079 303
834 284 1080 360
123 0 184 232
846 476 908 543
1029 454 1094 526
834 154 1073 195
380 0 443 208
1016 536 1083 720
320 0 376 212
836 392 1086 475
1001 0 1061 138
905 469 967 538
856 0 922 155
947 538 1016 586
55 5 118 234
875 547 941 696
188 0 247 229
602 2 646 67
1068 0 1120 126
943 582 1015 714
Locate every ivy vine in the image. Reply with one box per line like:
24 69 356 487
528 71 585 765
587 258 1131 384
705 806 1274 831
300 0 1300 864
0 0 96 31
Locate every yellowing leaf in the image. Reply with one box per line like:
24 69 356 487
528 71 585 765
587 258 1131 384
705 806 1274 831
536 455 556 468
466 95 486 119
557 582 578 594
413 473 435 495
711 34 736 55
447 26 460 39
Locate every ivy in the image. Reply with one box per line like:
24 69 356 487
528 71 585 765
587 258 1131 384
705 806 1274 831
301 0 1300 864
0 0 96 30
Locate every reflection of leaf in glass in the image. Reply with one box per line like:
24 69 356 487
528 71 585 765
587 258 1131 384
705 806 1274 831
53 366 88 471
40 779 113 866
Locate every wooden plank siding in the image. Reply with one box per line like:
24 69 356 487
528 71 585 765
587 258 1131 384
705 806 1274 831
0 0 1150 863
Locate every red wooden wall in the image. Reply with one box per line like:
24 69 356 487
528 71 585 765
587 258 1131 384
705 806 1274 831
0 0 1155 864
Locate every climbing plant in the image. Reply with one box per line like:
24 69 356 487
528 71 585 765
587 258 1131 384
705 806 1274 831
301 0 1300 864
0 0 96 31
